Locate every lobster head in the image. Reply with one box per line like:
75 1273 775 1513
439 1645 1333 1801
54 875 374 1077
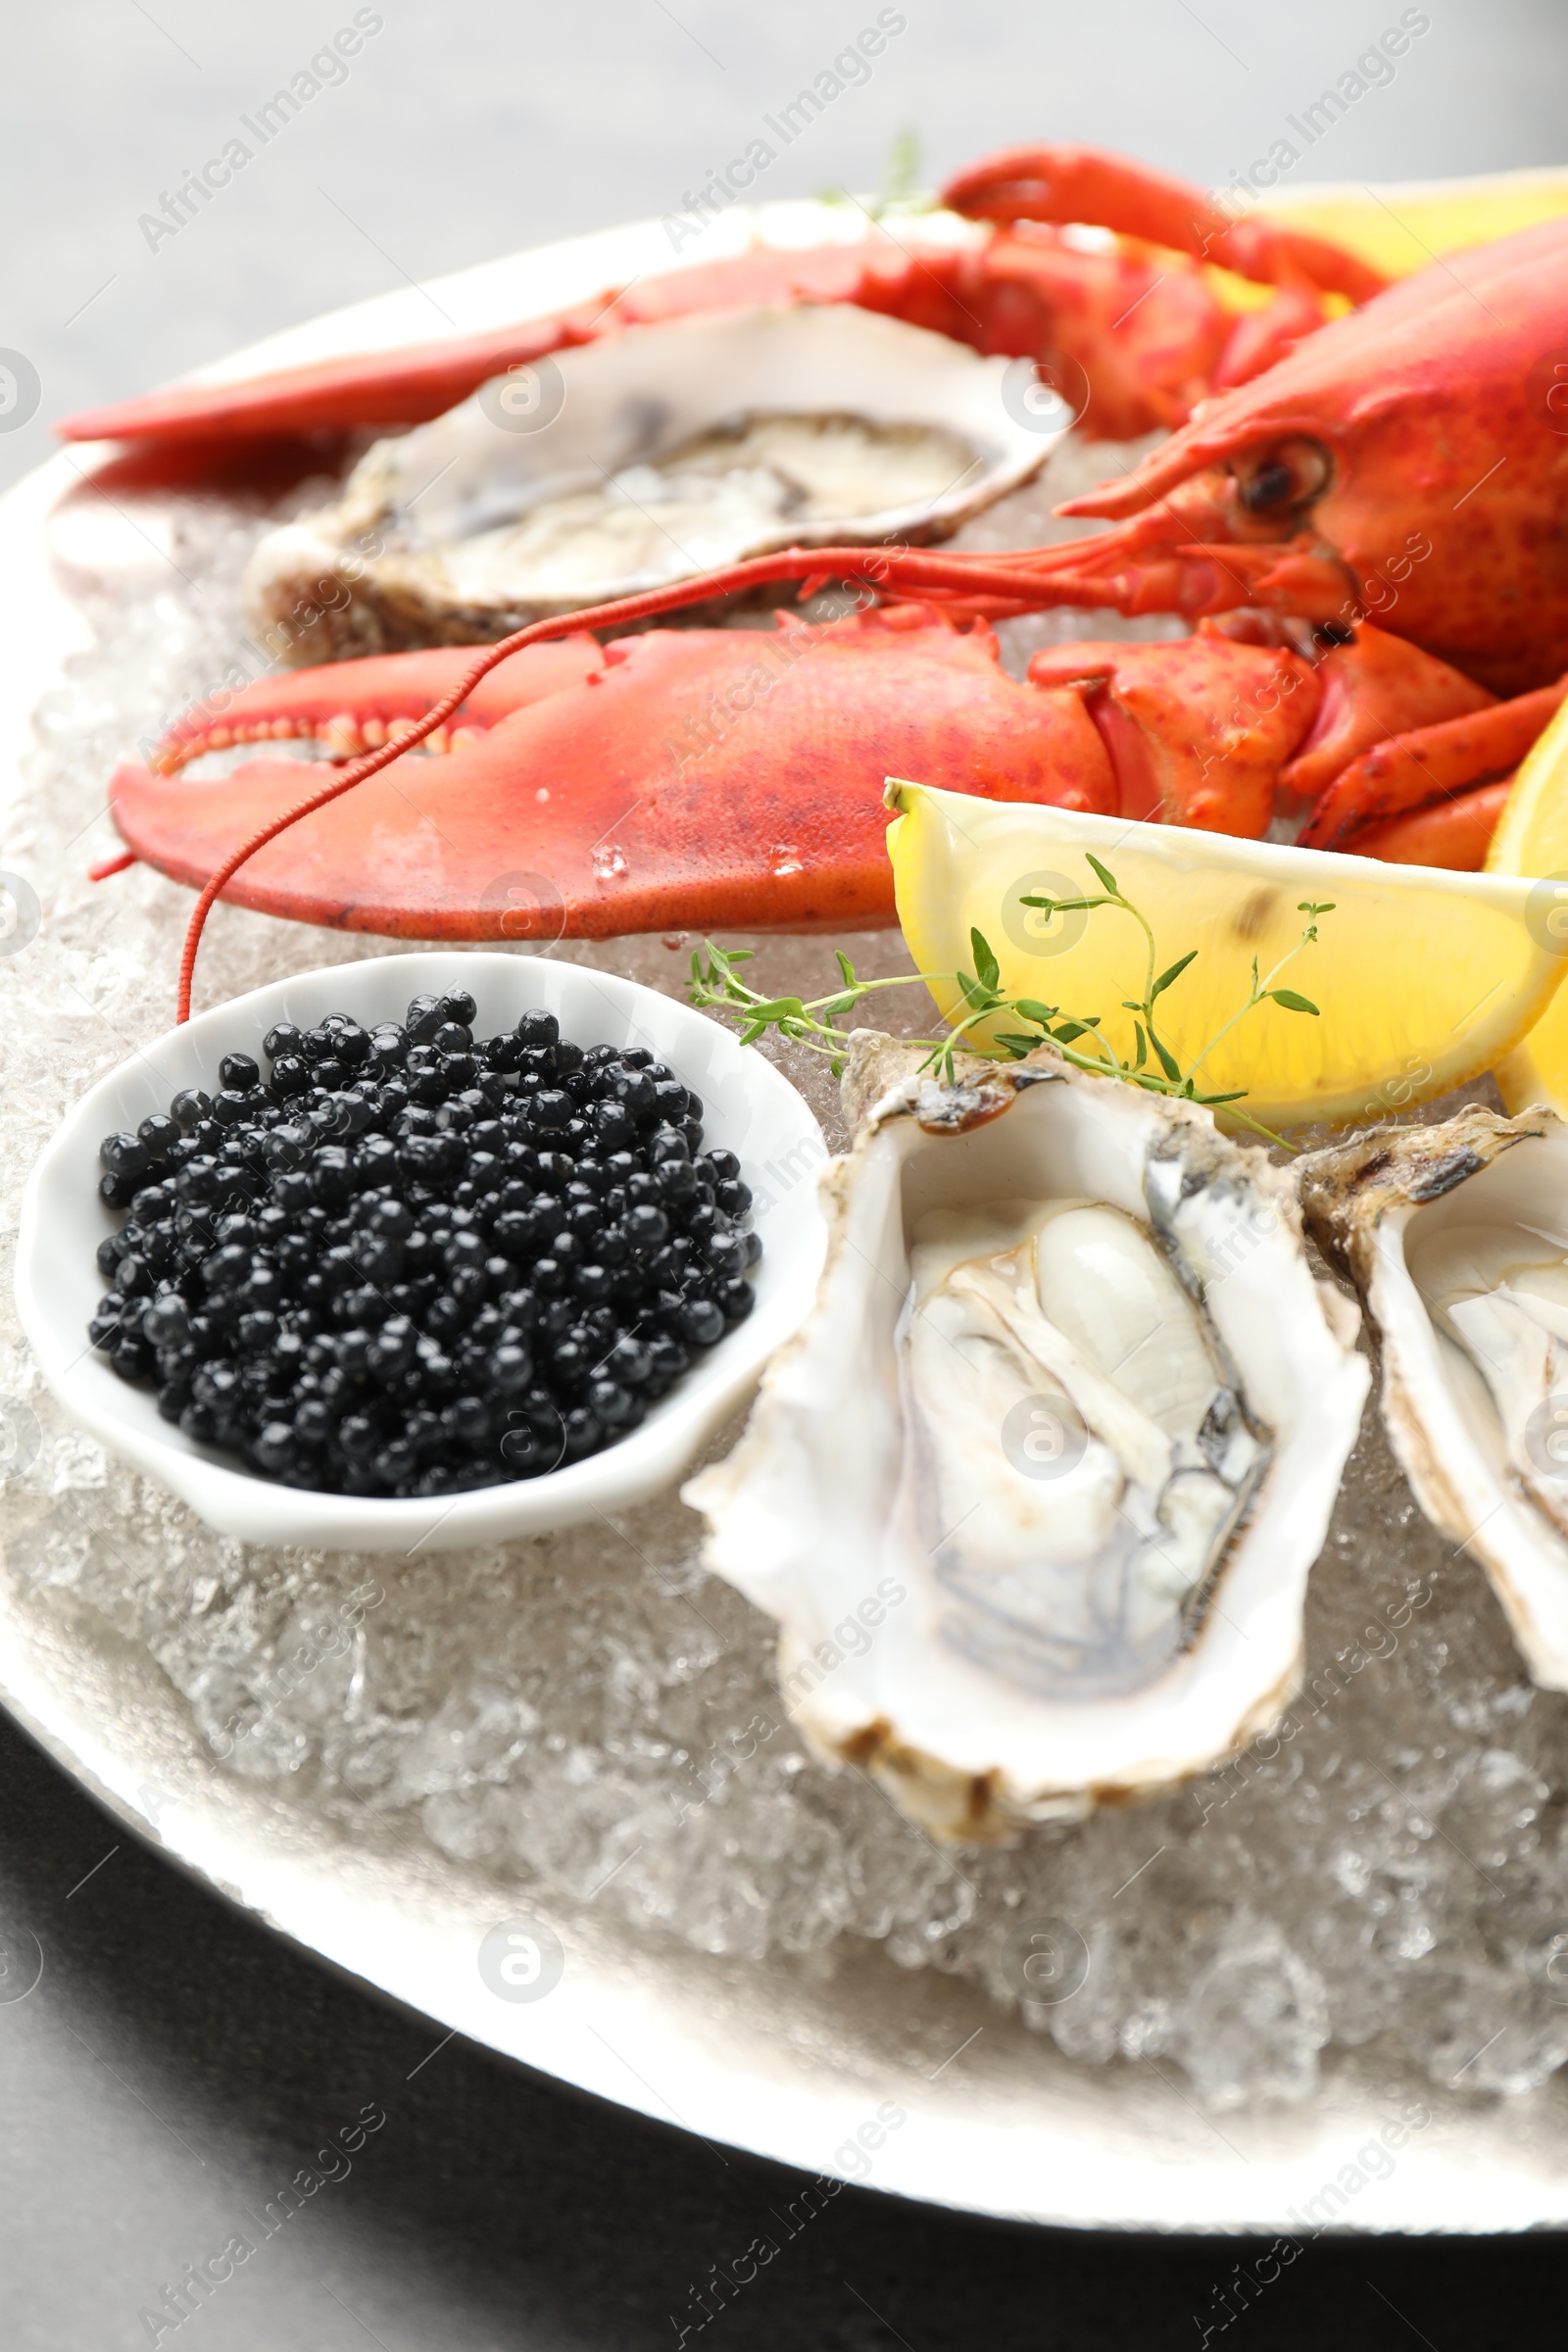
1053 216 1568 698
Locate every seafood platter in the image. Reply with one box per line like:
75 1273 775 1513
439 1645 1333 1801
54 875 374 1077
13 144 1568 2230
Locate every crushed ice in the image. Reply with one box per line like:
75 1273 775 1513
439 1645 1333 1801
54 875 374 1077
4 437 1568 2111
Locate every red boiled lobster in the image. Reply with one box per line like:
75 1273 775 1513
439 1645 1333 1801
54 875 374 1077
101 209 1568 1012
58 145 1384 451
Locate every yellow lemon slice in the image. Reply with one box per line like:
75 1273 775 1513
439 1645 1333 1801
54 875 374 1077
887 781 1565 1135
1485 693 1568 1114
1254 162 1568 280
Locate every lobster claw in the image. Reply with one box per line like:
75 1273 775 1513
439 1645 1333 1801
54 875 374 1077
940 143 1389 303
150 638 606 771
109 609 1123 941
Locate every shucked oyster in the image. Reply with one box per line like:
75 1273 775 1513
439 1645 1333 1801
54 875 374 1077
685 1038 1368 1839
903 1198 1268 1696
1301 1103 1568 1690
243 306 1056 663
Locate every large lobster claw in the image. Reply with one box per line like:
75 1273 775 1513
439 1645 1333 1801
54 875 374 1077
58 142 1391 454
109 609 1126 940
111 605 1521 950
940 144 1389 303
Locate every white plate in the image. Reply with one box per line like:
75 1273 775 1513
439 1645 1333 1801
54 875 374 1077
5 197 1568 2235
14 951 826 1552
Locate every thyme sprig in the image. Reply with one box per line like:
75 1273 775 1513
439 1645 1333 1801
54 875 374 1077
818 125 931 220
689 855 1335 1152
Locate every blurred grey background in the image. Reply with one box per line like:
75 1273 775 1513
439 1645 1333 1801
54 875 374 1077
4 0 1568 493
6 4 1568 2346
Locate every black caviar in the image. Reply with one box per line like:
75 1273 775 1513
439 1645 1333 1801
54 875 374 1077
88 993 760 1497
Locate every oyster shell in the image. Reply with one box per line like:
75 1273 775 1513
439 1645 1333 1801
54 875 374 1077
1300 1102 1568 1690
684 1037 1368 1839
243 306 1057 663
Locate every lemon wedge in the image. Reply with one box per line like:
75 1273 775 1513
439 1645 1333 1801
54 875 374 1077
887 781 1566 1134
1253 162 1568 280
1485 693 1568 1114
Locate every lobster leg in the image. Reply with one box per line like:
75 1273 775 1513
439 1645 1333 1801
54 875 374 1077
1346 778 1516 868
1020 619 1514 847
1297 681 1568 853
1273 621 1496 801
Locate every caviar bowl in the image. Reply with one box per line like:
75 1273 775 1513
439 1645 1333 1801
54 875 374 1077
14 952 827 1553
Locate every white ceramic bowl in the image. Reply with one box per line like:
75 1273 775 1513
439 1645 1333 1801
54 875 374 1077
14 953 828 1553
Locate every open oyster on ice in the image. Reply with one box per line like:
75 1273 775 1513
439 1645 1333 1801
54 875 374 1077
685 1038 1369 1839
1301 1103 1568 1691
243 306 1055 663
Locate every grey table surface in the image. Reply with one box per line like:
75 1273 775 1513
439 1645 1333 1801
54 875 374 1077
1 2 1562 2341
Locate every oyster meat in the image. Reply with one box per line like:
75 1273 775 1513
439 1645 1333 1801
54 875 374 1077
1301 1103 1568 1690
243 306 1058 663
685 1038 1368 1838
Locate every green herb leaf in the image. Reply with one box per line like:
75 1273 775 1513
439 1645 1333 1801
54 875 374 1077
881 123 922 206
690 883 1333 1153
1152 950 1199 1001
970 927 1001 992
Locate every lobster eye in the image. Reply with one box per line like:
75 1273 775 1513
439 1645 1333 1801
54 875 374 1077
1235 437 1331 517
